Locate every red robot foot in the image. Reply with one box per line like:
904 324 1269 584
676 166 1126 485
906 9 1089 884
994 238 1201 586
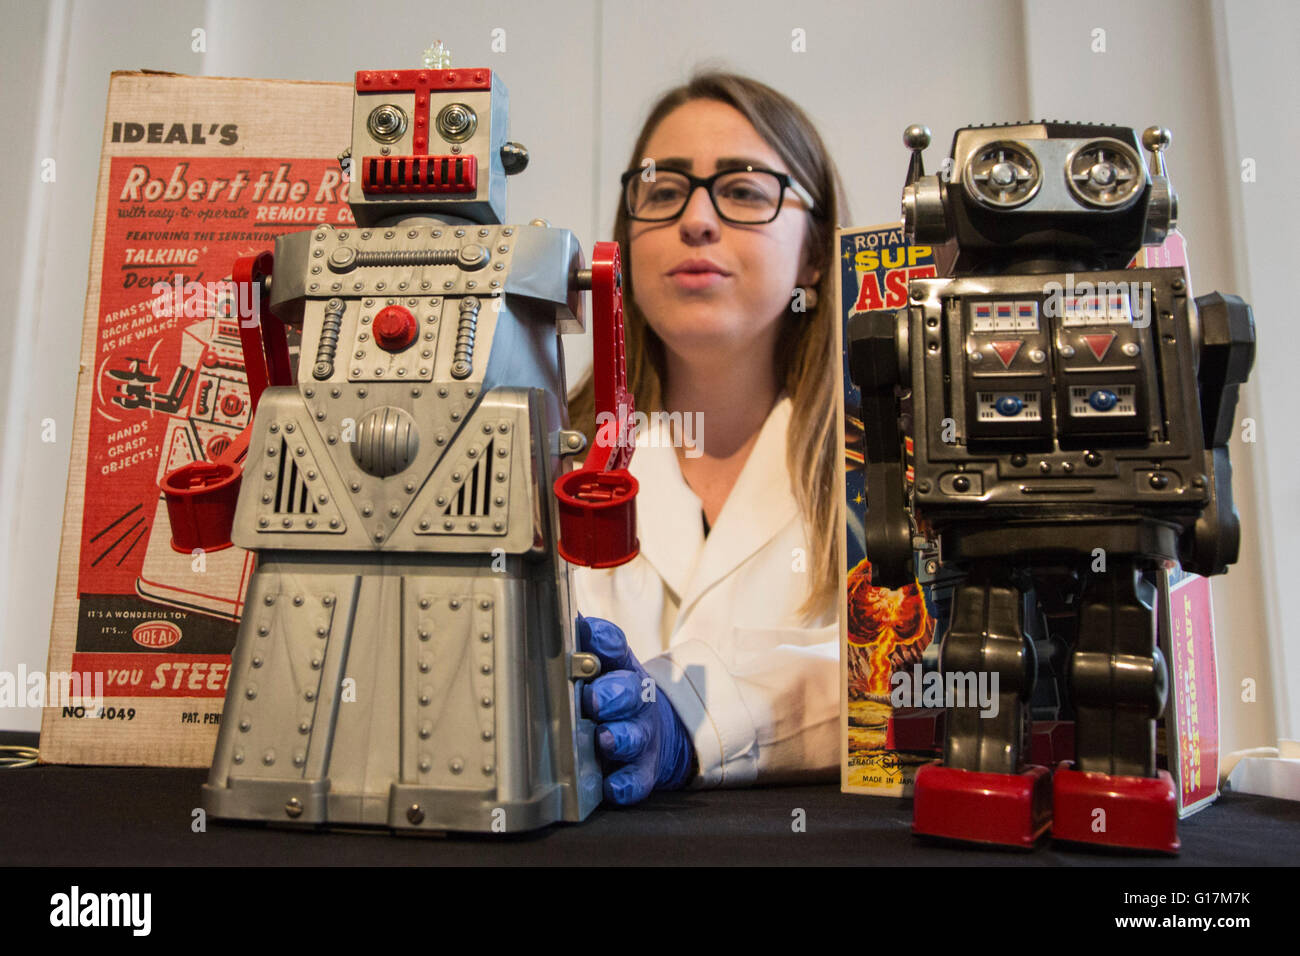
912 763 1053 849
1051 762 1180 853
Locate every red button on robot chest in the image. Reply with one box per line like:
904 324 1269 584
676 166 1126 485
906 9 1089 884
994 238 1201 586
372 305 417 352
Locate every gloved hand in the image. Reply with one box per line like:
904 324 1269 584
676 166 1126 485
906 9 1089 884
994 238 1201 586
577 615 696 805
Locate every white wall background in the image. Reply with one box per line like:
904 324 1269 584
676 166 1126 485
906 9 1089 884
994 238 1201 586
2 0 1294 759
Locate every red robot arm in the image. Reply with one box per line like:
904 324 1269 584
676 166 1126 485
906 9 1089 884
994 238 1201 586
553 241 640 568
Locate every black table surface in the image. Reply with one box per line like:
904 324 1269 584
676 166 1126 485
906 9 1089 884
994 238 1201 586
2 731 1297 866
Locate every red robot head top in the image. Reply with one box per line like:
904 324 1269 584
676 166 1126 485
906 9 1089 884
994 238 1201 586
345 59 528 227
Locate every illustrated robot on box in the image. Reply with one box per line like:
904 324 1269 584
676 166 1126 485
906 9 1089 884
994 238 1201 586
848 122 1254 851
160 55 638 832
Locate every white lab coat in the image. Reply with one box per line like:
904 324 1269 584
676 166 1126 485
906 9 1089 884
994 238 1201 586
571 395 840 788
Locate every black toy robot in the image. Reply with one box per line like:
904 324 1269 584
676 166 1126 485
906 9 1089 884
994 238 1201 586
848 122 1254 851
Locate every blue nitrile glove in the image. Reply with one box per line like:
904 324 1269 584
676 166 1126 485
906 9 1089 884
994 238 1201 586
577 615 696 805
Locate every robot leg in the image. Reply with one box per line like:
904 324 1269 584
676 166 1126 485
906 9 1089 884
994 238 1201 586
1052 557 1179 852
941 566 1033 773
912 561 1051 848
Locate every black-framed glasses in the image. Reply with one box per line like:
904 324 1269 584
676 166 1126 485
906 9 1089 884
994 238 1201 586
621 165 819 224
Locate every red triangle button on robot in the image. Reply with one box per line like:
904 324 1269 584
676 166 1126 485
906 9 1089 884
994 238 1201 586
989 339 1022 368
1081 331 1117 361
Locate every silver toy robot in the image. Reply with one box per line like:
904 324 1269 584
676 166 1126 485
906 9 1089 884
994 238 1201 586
163 63 638 832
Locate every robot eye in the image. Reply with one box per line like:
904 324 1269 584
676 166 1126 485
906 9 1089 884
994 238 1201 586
1065 138 1144 209
963 141 1041 209
367 104 408 144
435 103 478 143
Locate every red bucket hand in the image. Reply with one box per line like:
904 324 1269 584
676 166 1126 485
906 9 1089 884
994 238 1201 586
159 252 286 553
554 242 639 568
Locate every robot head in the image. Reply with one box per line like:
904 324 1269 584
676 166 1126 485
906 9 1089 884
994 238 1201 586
345 67 529 227
901 122 1177 275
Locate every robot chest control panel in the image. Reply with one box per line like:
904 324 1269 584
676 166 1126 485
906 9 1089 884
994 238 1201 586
962 290 1151 443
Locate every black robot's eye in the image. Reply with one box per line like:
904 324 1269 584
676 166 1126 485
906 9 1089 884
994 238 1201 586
367 104 408 143
964 141 1041 209
435 103 478 143
1065 138 1144 209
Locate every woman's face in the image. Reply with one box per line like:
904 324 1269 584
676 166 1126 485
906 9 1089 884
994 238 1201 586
628 99 820 367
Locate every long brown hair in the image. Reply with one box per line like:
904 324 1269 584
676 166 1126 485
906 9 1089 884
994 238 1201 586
569 70 847 619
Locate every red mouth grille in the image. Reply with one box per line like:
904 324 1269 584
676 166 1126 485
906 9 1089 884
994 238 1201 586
362 155 477 193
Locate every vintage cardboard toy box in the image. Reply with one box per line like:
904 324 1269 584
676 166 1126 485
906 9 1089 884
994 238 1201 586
1134 233 1220 817
41 71 352 766
836 222 939 796
1157 565 1220 816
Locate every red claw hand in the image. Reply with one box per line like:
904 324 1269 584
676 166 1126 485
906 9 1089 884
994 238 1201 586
553 242 640 568
159 252 287 553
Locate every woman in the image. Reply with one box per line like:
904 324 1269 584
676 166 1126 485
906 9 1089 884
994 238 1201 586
569 71 848 805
